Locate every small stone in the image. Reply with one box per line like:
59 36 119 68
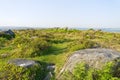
0 54 9 58
47 64 55 71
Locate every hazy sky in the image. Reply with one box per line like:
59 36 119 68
0 0 120 28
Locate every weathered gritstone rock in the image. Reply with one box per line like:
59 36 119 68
0 29 15 38
8 58 38 68
9 59 55 80
57 48 120 79
4 29 15 37
44 64 55 80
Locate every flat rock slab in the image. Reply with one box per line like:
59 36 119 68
8 59 38 68
57 48 120 79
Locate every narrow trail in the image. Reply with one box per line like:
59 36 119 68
56 52 74 79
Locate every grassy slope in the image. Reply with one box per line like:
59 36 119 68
0 28 120 79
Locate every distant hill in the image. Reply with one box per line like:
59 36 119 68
0 27 120 32
0 26 33 31
77 28 120 32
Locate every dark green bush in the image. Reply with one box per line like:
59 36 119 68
31 38 51 57
68 39 100 51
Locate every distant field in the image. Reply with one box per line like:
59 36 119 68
1 27 120 32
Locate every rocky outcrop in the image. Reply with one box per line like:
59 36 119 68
0 29 15 39
8 58 38 68
4 29 15 38
8 59 55 80
57 48 120 79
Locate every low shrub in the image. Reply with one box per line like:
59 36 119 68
63 61 120 80
68 39 100 51
0 38 7 49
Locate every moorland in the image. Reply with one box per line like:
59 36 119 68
0 28 120 80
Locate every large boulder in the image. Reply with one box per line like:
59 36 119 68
57 48 120 79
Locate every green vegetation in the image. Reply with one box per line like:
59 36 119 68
0 28 120 79
0 63 47 80
63 61 120 80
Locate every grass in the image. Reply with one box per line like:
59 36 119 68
0 28 120 79
63 61 120 80
33 41 72 74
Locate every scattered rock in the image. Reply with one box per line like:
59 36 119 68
4 29 15 37
44 64 55 80
8 58 38 68
0 53 9 58
31 36 38 39
47 63 55 71
8 59 55 80
44 72 53 80
0 29 15 39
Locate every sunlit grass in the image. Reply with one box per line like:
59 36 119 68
0 28 120 79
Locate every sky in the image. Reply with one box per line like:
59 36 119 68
0 0 120 28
